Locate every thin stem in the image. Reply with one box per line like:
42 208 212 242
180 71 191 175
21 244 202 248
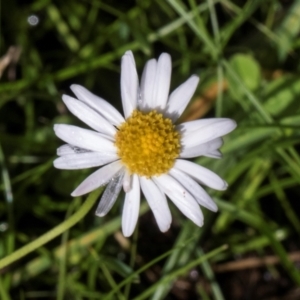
207 0 223 117
0 276 11 300
0 189 102 270
57 199 80 300
124 224 139 299
0 143 14 290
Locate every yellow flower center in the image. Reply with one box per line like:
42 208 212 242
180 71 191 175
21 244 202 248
115 110 181 177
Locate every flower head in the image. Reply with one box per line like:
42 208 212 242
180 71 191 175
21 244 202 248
54 51 236 237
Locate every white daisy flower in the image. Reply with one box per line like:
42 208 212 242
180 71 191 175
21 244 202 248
54 51 236 237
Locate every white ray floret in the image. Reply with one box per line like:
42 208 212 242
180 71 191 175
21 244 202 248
140 177 172 232
121 51 138 119
140 59 157 110
152 53 172 110
179 138 223 158
70 84 125 126
96 170 125 217
62 95 117 136
54 50 237 237
165 75 200 122
153 174 204 227
206 150 223 159
71 160 123 196
54 125 116 153
122 174 140 237
54 152 118 170
180 118 237 148
174 159 228 191
56 144 79 156
122 169 132 193
169 168 218 212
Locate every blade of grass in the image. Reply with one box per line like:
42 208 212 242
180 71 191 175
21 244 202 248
0 188 101 270
132 245 228 300
0 144 14 291
269 171 300 234
57 198 80 300
11 202 149 285
219 0 263 48
102 235 207 300
0 277 11 300
0 1 214 94
166 0 218 60
124 225 139 300
47 4 80 52
198 248 225 300
215 198 300 284
223 59 272 123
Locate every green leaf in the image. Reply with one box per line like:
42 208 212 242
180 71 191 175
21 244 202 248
263 75 300 117
227 54 261 99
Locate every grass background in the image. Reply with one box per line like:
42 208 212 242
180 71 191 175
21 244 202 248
1 0 300 299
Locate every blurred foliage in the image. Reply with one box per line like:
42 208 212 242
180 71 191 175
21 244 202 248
1 0 300 299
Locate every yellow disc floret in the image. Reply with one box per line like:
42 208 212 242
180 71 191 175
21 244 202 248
115 110 181 177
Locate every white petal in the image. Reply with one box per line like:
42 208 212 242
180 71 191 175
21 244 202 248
153 174 203 227
180 119 237 148
70 84 124 126
205 150 222 159
57 144 73 156
54 124 116 153
53 152 118 169
62 95 116 136
177 118 223 134
123 169 132 193
179 138 223 158
57 144 93 156
57 145 73 156
140 177 172 232
152 53 172 110
71 160 123 196
165 75 199 122
140 59 157 110
95 169 125 217
122 174 140 237
174 159 227 191
169 168 218 212
121 51 138 119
